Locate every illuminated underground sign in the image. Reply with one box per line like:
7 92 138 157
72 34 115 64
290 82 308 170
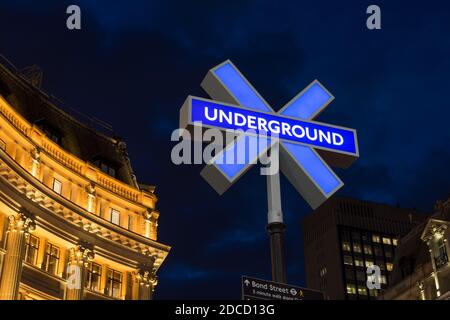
179 60 359 209
188 97 357 155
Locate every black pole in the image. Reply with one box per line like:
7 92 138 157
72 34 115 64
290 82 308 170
267 222 287 283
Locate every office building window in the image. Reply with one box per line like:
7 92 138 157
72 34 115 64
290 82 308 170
364 245 372 255
382 237 392 245
110 209 120 226
342 242 351 251
343 255 353 266
365 260 374 268
356 270 366 281
24 234 39 265
52 178 62 195
353 244 362 253
346 284 356 295
392 238 398 246
384 247 393 258
369 289 379 297
105 269 122 298
86 262 102 292
354 259 364 267
357 286 368 296
43 243 60 275
373 245 383 257
386 262 394 271
345 268 354 280
372 235 380 243
380 275 387 284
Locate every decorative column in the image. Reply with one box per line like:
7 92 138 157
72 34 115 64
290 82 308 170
142 210 158 240
85 183 96 213
65 244 94 300
0 212 35 300
30 148 41 178
135 269 158 300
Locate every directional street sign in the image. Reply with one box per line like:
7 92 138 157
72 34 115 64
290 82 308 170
179 60 359 209
242 276 324 301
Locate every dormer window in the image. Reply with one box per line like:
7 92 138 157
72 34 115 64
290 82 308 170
35 120 62 145
92 158 117 178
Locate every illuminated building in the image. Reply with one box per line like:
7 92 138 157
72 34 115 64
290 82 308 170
380 197 450 300
0 60 170 300
302 197 425 300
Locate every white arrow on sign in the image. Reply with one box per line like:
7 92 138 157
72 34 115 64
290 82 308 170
244 279 250 286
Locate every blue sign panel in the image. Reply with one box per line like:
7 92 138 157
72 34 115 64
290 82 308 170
179 60 359 209
190 98 357 155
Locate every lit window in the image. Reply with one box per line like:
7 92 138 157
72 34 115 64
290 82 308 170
382 237 392 245
86 262 102 292
364 245 372 255
105 269 122 298
319 266 327 277
392 238 398 246
353 244 362 253
43 243 60 275
52 178 62 195
342 242 351 251
365 260 374 268
355 259 364 267
380 275 387 284
24 234 39 265
346 284 356 295
372 235 380 243
344 255 353 266
357 286 368 295
386 263 394 271
369 289 379 297
110 209 120 225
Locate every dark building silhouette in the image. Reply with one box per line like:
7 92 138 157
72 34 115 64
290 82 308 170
302 197 426 300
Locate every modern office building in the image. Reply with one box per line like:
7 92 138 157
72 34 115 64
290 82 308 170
0 58 170 300
302 197 426 300
380 196 450 300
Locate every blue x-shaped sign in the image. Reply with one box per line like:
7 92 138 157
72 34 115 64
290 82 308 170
179 60 359 209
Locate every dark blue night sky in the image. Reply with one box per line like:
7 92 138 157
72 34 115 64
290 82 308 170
1 1 449 299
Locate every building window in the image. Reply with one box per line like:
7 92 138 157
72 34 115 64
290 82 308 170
356 270 366 281
52 178 62 195
319 266 327 277
346 284 356 295
24 234 39 265
392 238 398 246
372 235 380 243
373 245 383 257
354 259 364 267
380 275 387 284
105 269 122 298
110 208 120 225
353 244 362 253
86 262 102 292
386 262 394 271
382 237 392 245
435 238 449 268
364 245 372 255
342 242 351 251
357 286 368 296
93 159 117 178
43 243 60 275
343 255 353 266
365 260 374 268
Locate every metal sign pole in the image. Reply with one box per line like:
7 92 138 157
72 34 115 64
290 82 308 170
266 143 287 283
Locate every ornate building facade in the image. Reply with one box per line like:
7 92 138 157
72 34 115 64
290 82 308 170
380 197 450 300
0 60 170 300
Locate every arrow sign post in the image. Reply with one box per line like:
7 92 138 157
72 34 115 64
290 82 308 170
179 60 359 284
